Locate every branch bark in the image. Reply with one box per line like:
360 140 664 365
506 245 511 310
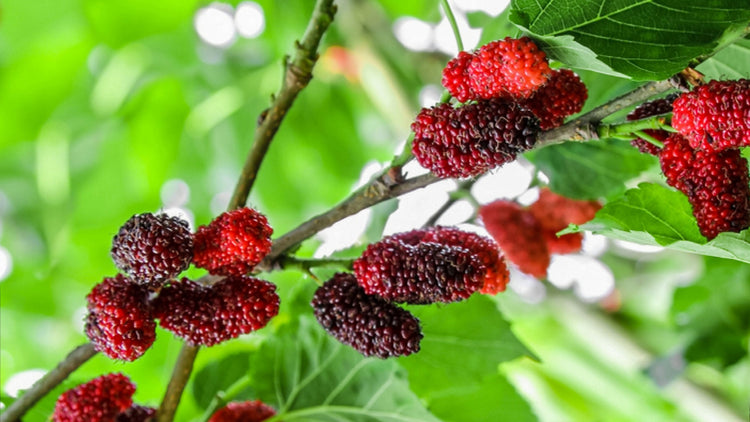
0 343 97 422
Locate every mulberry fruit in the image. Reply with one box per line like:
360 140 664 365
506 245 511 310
208 400 276 422
419 226 509 295
672 79 750 151
116 405 157 422
353 227 496 303
312 273 422 358
626 97 674 155
479 200 550 278
528 188 601 254
442 51 474 102
193 208 273 276
659 133 750 239
411 99 539 178
467 37 552 100
111 213 193 285
519 69 587 130
52 373 135 422
153 276 279 346
85 274 156 362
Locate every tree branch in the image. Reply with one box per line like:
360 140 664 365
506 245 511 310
229 0 338 210
156 345 200 422
0 343 97 422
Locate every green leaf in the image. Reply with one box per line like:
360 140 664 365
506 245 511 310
509 0 750 80
697 38 750 80
249 316 440 422
526 139 654 200
581 183 750 263
192 353 253 409
399 295 535 422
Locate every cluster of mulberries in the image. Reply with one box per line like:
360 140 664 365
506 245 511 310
479 188 601 279
312 226 507 358
414 37 587 179
153 276 279 347
627 79 750 240
52 373 155 422
86 207 279 361
208 400 276 422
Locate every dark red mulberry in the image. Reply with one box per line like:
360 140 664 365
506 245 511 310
85 274 156 362
442 50 474 102
659 133 750 239
467 37 552 100
111 213 193 285
193 208 273 276
208 400 276 422
312 273 422 358
518 69 587 130
479 200 550 278
529 188 601 254
353 227 498 303
672 79 750 151
627 97 674 155
52 373 135 422
153 276 279 346
116 405 156 422
411 99 539 178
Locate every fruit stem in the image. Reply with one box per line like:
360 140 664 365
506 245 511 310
0 343 97 422
439 0 464 52
633 131 665 149
197 375 252 422
597 115 671 140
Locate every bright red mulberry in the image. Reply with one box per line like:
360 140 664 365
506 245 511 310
528 188 601 254
518 69 587 130
153 276 279 346
672 79 750 151
626 97 674 155
411 99 539 178
111 213 193 284
353 227 497 303
479 201 550 278
312 273 423 358
208 400 276 422
467 37 552 100
53 373 135 422
193 208 273 276
85 274 156 362
442 51 474 102
116 405 157 422
659 133 750 239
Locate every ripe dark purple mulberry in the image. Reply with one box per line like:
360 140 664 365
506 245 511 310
53 373 135 422
193 208 273 276
116 405 157 422
312 273 422 358
111 213 193 285
153 276 279 346
353 227 500 303
659 133 750 239
208 400 276 422
411 99 539 178
626 97 674 155
672 79 750 151
85 274 156 362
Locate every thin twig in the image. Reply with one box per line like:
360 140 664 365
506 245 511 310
423 180 475 228
0 343 97 422
156 345 200 422
229 0 338 209
439 0 464 52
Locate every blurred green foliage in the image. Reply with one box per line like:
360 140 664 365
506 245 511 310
1 0 749 421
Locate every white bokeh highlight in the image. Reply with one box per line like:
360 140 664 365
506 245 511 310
235 2 265 38
195 4 237 47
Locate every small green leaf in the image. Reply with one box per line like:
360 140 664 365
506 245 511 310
527 139 654 200
696 38 750 80
192 353 253 410
249 316 440 422
581 183 750 263
509 0 750 80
